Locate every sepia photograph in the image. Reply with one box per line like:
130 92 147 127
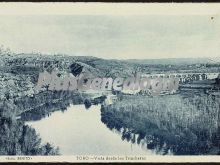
0 2 220 163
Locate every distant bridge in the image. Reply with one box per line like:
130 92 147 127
142 72 219 84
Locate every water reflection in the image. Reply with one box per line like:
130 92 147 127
18 91 85 121
23 90 220 155
101 92 220 155
26 105 153 155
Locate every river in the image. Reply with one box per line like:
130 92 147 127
26 104 155 155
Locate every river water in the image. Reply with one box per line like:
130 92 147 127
26 104 154 155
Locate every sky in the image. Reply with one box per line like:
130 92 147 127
0 3 219 59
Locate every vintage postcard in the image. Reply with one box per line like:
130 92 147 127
0 2 220 163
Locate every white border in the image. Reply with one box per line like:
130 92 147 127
0 3 220 15
1 155 220 163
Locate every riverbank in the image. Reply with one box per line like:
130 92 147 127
26 104 150 155
101 93 220 155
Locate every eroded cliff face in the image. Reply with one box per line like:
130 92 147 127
0 52 112 155
0 54 89 155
